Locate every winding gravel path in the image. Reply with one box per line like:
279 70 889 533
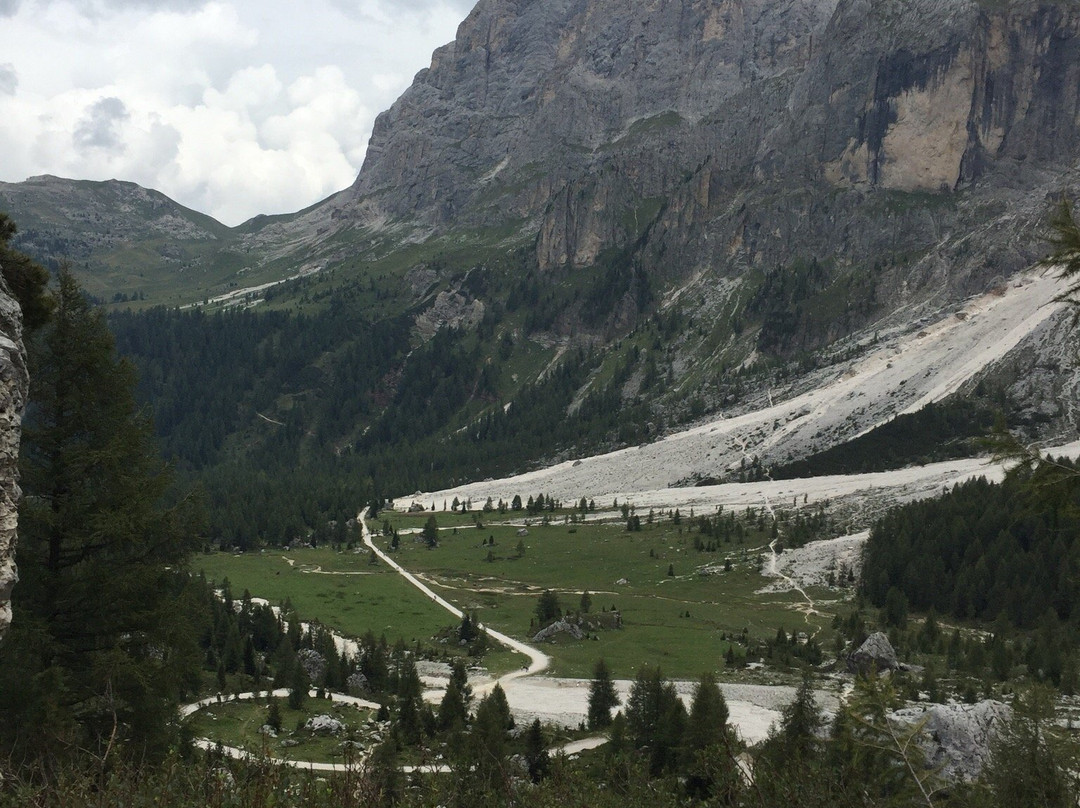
181 522 576 773
360 516 551 695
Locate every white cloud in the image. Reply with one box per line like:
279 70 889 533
0 0 471 225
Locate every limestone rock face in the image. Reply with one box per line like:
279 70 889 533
891 700 1012 782
345 0 1080 330
348 0 837 265
0 272 28 641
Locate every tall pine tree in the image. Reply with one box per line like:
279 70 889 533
0 268 201 767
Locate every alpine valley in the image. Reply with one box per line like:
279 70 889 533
5 0 1080 804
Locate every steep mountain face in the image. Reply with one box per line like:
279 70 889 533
0 275 27 640
348 0 1080 328
349 0 836 259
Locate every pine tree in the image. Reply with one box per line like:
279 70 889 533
266 699 283 733
395 655 424 745
761 671 824 768
523 718 550 782
535 589 561 625
682 672 738 800
288 662 309 710
587 658 620 729
580 589 592 613
458 683 514 798
625 665 686 776
438 673 468 731
0 268 200 765
422 515 439 548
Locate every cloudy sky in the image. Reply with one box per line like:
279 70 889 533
0 0 475 225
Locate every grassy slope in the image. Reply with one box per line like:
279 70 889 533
199 509 843 680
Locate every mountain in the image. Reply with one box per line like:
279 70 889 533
344 0 1080 328
0 175 232 304
2 0 1080 517
0 175 357 306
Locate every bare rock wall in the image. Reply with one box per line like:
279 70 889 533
0 273 27 640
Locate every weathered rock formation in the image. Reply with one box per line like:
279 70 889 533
0 272 28 641
345 0 1080 346
892 700 1012 782
847 631 899 674
297 648 329 683
532 619 585 642
304 714 346 735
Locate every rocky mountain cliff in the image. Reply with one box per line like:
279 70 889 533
0 275 27 640
346 0 1080 332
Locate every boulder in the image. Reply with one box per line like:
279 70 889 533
304 714 345 735
297 648 327 683
346 671 369 695
848 632 899 674
531 619 585 643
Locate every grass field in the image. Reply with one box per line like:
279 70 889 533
195 549 527 675
377 509 832 678
197 505 845 681
187 697 375 764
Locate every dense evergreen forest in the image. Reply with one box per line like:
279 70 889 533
109 305 658 547
861 460 1080 690
862 461 1080 629
770 399 1001 480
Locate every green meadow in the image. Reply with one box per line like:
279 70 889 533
380 510 831 678
195 547 525 674
199 505 842 680
187 697 374 764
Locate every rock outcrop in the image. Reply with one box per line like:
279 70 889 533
891 700 1012 782
532 619 585 642
304 714 345 735
0 272 28 641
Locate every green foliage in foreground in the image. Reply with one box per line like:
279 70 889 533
0 270 202 767
6 678 1078 808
